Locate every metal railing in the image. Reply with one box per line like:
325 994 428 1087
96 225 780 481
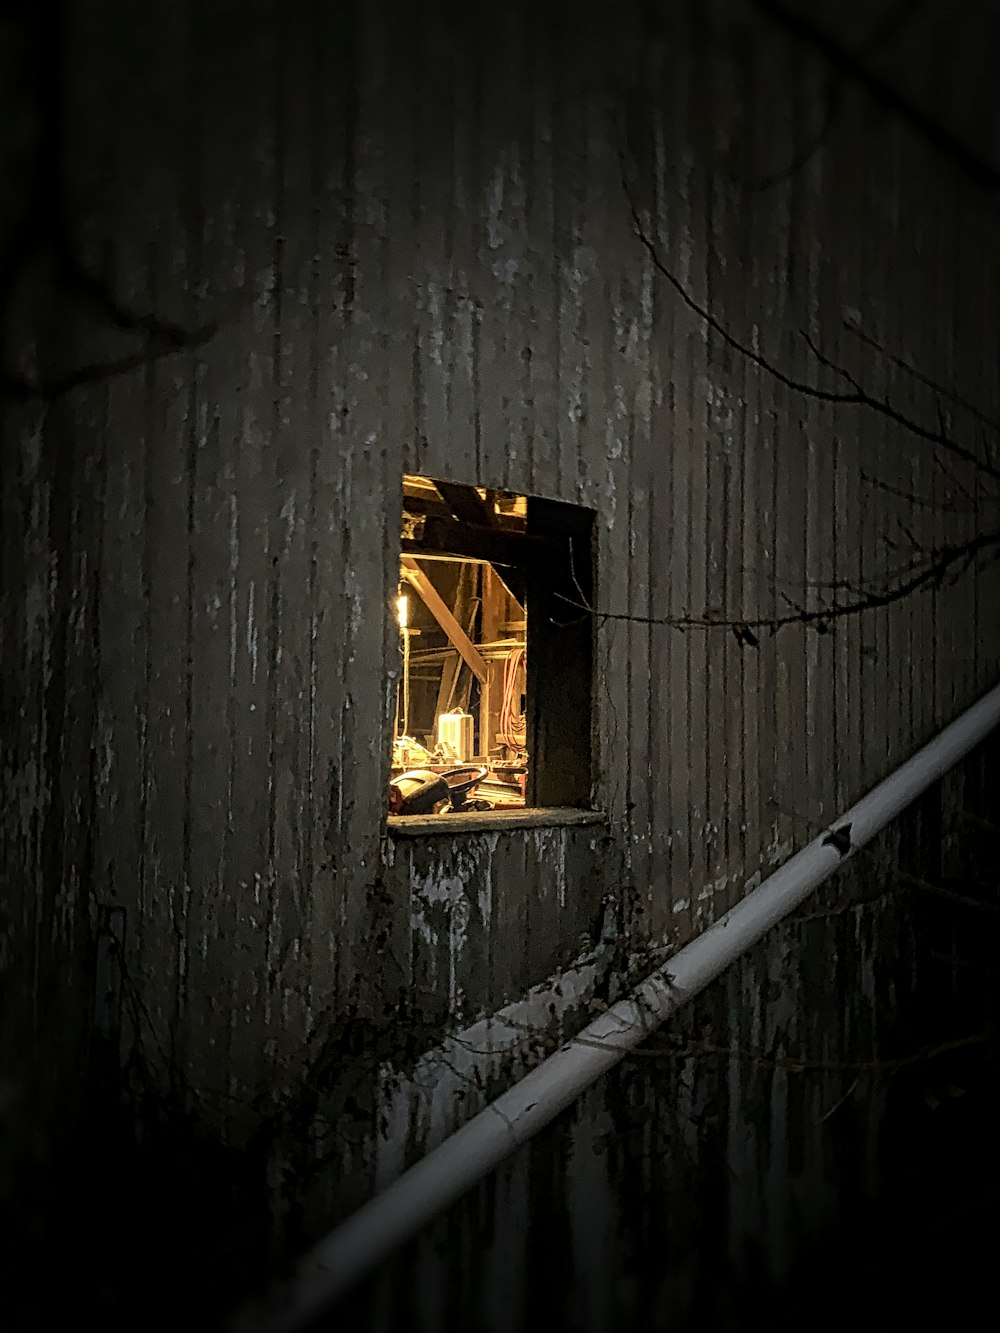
257 680 1000 1333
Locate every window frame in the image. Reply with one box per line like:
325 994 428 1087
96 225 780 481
388 476 597 828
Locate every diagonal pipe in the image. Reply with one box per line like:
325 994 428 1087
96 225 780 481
262 680 1000 1332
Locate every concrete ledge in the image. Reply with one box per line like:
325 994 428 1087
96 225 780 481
387 807 607 837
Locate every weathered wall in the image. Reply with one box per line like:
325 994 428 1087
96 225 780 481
332 735 1000 1333
2 0 999 1161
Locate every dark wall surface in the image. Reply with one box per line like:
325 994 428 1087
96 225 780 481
2 5 999 1308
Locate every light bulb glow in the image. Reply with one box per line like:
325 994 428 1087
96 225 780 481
397 592 408 628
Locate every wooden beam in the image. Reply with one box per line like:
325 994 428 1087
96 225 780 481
435 564 478 716
433 479 497 527
400 557 488 684
493 565 526 614
402 516 549 568
403 493 524 532
479 564 509 754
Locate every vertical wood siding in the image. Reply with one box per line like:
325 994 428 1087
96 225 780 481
3 0 999 1129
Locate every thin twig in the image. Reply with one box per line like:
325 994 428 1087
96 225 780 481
896 869 1000 917
574 1030 991 1071
814 1077 860 1125
846 321 1000 437
622 159 1000 485
552 528 1000 634
860 470 986 516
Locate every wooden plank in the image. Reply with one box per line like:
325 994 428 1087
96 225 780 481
702 25 732 915
93 208 148 981
663 17 694 941
625 349 655 935
220 5 280 1102
682 2 711 925
452 837 495 1021
175 6 232 1096
523 8 561 502
477 563 510 754
414 2 453 485
734 27 760 899
435 0 479 489
951 178 978 719
261 0 319 1075
434 480 497 527
524 826 563 985
140 103 195 1075
801 44 835 835
403 514 552 566
750 23 783 876
35 346 100 1107
858 101 888 793
550 4 589 504
404 839 456 1030
401 557 488 683
580 82 631 911
560 821 609 958
336 0 405 1015
827 80 853 814
0 403 37 1078
893 125 914 752
770 29 808 868
642 33 677 943
487 831 531 1010
836 93 865 816
433 563 475 719
389 808 605 837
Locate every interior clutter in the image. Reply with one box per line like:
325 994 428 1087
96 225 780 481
389 475 529 817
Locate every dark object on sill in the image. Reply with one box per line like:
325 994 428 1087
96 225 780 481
389 766 488 816
389 769 447 815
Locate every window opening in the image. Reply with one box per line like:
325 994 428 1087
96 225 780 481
389 474 594 821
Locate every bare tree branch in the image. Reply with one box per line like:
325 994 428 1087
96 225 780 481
556 529 1000 636
895 870 1000 918
844 318 1000 437
616 1030 992 1072
623 168 1000 486
799 329 999 480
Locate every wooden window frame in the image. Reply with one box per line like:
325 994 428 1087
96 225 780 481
392 476 596 820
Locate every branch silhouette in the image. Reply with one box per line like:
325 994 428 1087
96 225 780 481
611 100 1000 639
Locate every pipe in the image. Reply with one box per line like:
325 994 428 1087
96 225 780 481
265 680 1000 1332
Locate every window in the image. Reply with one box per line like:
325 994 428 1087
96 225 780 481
388 474 594 821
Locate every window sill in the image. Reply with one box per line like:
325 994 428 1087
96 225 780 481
387 808 607 838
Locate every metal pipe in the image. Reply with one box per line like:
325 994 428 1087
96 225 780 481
265 680 1000 1332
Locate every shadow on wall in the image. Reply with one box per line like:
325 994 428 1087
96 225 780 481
319 742 1000 1333
3 741 999 1333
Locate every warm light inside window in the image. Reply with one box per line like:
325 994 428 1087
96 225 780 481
391 475 532 815
390 473 593 817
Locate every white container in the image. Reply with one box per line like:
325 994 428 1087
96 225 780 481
437 710 474 761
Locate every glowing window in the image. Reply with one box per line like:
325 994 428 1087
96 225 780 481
389 474 594 821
